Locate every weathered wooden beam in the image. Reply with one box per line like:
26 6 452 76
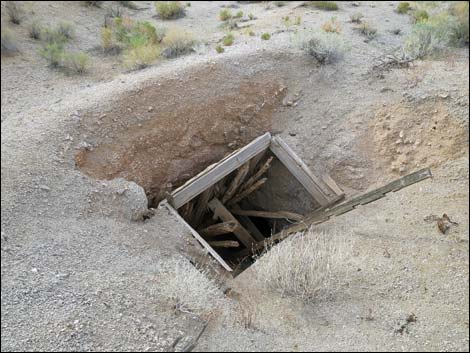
231 209 304 222
191 188 213 228
232 168 433 258
222 163 250 204
240 157 273 192
233 209 265 242
160 201 233 272
208 240 240 248
227 178 267 206
208 198 257 248
199 221 238 238
170 133 271 209
269 136 333 206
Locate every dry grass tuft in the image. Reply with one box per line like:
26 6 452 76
5 1 23 25
161 28 195 58
310 1 338 11
253 229 341 302
1 25 19 55
154 258 225 315
299 30 348 64
123 43 161 69
321 17 341 33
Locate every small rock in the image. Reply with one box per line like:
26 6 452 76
31 268 38 273
148 106 154 112
39 185 51 191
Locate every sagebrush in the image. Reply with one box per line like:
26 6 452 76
155 1 185 19
300 31 347 64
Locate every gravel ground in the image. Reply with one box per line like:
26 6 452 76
1 1 469 351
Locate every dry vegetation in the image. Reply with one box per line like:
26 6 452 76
253 229 342 302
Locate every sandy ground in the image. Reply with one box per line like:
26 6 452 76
1 1 469 351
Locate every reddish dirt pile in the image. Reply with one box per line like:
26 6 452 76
75 65 286 206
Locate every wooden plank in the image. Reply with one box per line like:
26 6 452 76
208 198 257 248
322 174 345 198
208 240 240 248
269 136 331 206
160 201 233 272
227 178 267 206
235 214 265 242
222 163 250 204
235 168 433 257
231 209 304 222
240 157 273 192
199 221 238 238
170 133 271 209
191 187 213 228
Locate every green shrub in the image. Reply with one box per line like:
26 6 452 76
248 13 255 20
222 33 234 46
215 44 224 53
396 2 411 14
161 28 195 57
261 32 271 40
219 9 232 21
123 44 160 69
412 9 429 23
404 20 451 59
1 26 19 55
29 21 43 40
41 27 68 45
155 1 185 19
300 31 347 64
449 1 469 46
101 26 117 52
64 52 89 73
350 12 364 24
295 16 302 25
310 1 338 11
40 43 65 67
5 1 23 25
234 10 243 19
57 21 74 40
274 1 286 7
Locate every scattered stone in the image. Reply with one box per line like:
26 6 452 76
39 185 51 191
148 106 154 112
380 87 393 93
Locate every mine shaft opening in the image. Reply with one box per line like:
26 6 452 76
170 134 345 276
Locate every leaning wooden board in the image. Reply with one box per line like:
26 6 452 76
170 133 272 209
233 168 433 258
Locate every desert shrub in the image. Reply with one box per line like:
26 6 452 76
134 21 164 44
215 44 224 53
295 16 302 25
253 229 338 302
274 1 285 7
350 12 364 24
81 1 103 7
56 21 74 40
29 21 43 40
41 27 68 45
101 26 116 52
154 258 225 315
357 21 377 39
161 28 195 57
123 43 160 69
118 1 138 9
321 17 341 33
247 29 255 36
222 33 234 46
234 10 243 19
396 2 411 14
154 1 185 19
1 26 18 54
300 31 347 64
310 1 338 11
449 1 469 46
40 42 65 67
404 19 451 59
412 9 429 23
219 8 232 21
64 52 89 73
5 1 23 25
261 32 271 40
248 13 255 20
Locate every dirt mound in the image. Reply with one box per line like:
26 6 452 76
75 65 286 206
369 100 468 175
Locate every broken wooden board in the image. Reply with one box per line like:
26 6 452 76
208 198 257 248
199 221 238 238
269 136 344 206
233 168 433 258
170 133 271 209
160 200 233 272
